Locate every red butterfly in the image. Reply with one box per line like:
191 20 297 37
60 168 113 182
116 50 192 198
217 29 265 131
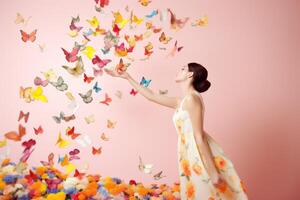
66 126 81 139
69 148 80 161
24 170 38 183
127 46 134 53
74 169 86 179
69 19 83 32
20 148 34 163
20 29 37 42
84 73 94 84
99 93 112 105
130 88 138 96
92 55 111 68
40 153 54 166
112 23 120 36
61 45 80 62
92 146 102 155
22 139 36 152
18 110 30 123
95 0 109 8
4 124 26 141
33 125 43 135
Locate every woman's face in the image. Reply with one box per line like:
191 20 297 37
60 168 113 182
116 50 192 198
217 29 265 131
175 65 192 82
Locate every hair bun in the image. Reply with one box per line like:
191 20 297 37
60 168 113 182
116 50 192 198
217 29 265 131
196 79 211 93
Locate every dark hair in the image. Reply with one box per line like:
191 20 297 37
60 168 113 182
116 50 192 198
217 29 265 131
187 62 211 93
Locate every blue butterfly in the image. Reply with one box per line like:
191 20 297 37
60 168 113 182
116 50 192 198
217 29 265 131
101 48 110 55
145 10 158 19
83 28 93 36
139 76 152 87
93 81 102 93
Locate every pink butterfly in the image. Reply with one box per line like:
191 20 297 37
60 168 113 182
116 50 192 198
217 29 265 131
61 45 80 62
92 55 112 68
34 126 43 135
34 76 48 87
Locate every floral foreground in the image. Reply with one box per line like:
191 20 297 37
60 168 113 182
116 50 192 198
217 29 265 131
0 159 181 200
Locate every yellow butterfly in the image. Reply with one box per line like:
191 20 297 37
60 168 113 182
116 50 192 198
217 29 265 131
68 30 79 37
130 11 143 25
62 56 85 77
93 26 106 36
107 119 117 129
56 132 70 148
65 162 76 174
0 139 7 148
14 12 32 26
31 86 48 103
20 86 34 103
159 32 172 44
82 46 96 60
41 69 57 81
59 154 69 166
100 132 109 141
191 15 208 27
65 92 75 101
112 11 128 29
86 16 99 28
84 115 95 124
139 0 152 7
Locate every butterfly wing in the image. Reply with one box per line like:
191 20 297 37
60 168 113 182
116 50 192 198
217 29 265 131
20 30 29 42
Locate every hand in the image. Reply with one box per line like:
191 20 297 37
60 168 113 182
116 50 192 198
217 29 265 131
104 68 129 80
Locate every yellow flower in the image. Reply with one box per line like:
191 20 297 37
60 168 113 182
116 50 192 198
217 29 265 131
192 162 202 175
181 159 191 177
213 156 226 171
185 180 195 199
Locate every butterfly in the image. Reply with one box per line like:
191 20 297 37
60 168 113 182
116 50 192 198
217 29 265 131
69 148 80 161
83 28 94 37
40 153 54 166
101 48 110 55
19 86 34 103
82 46 96 60
144 42 153 57
75 134 92 147
139 0 151 6
112 23 121 36
95 0 109 8
66 100 79 115
130 88 138 96
100 132 109 141
32 86 48 103
84 115 95 124
167 8 189 30
167 40 183 57
99 93 112 105
145 10 158 18
114 42 129 57
153 170 167 180
191 15 208 27
129 11 143 26
74 169 85 179
61 45 80 62
56 132 71 148
20 147 34 163
33 126 43 135
20 29 37 42
66 126 81 140
103 30 120 50
41 69 57 82
92 55 111 68
114 90 122 98
79 89 93 104
22 139 36 152
83 73 94 84
65 92 75 101
49 76 68 91
112 11 128 29
115 58 130 73
58 154 69 166
140 76 152 87
0 139 7 148
4 124 26 141
92 146 102 155
93 81 102 93
86 16 100 28
69 15 83 32
52 111 76 124
18 110 30 123
159 32 172 44
93 67 103 77
107 119 116 129
62 56 85 77
138 155 153 174
145 22 162 33
34 76 48 87
159 89 168 95
15 13 32 26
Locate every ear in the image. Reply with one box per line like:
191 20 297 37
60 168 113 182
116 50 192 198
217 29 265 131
187 71 194 79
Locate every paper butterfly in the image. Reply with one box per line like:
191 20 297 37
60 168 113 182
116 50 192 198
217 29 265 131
61 44 80 62
56 132 70 148
40 152 54 166
93 81 102 93
15 13 32 26
92 146 102 155
145 10 158 18
92 55 111 68
168 8 189 30
75 134 92 147
99 93 112 105
50 76 68 91
139 0 151 6
84 115 95 124
167 40 183 57
62 56 85 77
130 88 138 96
79 89 93 104
153 170 167 180
18 110 30 123
140 76 152 87
100 132 109 141
107 119 116 129
34 76 48 87
138 155 153 174
159 32 172 44
33 126 43 135
191 15 208 27
20 29 37 42
83 73 94 84
66 126 81 140
4 124 26 141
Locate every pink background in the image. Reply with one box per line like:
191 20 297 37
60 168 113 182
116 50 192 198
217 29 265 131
0 0 299 199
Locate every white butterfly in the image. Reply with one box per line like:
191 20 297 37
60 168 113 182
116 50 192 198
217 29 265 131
84 114 95 124
138 155 153 174
75 134 92 147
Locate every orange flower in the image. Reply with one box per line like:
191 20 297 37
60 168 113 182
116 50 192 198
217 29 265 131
185 180 195 199
180 159 191 177
208 197 215 200
213 156 226 171
192 162 202 175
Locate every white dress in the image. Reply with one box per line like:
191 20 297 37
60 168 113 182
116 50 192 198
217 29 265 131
172 93 249 200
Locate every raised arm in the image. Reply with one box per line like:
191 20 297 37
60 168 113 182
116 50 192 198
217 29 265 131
104 68 180 109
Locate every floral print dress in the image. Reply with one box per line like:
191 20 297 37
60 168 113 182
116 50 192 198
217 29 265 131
172 95 249 200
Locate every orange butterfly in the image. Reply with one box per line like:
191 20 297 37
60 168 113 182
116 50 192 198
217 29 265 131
100 132 109 141
84 73 94 84
115 58 130 73
107 119 116 129
92 146 102 155
99 93 112 105
130 88 138 96
4 124 26 141
167 8 189 30
33 126 43 135
18 110 30 123
66 126 81 140
20 29 37 42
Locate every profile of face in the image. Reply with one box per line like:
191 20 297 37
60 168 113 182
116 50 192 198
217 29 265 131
175 65 193 83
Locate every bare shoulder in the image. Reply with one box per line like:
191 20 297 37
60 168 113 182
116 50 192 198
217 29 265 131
183 93 203 110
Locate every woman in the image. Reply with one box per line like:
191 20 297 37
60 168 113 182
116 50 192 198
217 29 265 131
104 62 249 200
